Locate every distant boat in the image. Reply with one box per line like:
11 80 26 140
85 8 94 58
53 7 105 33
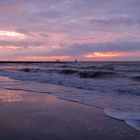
56 59 60 62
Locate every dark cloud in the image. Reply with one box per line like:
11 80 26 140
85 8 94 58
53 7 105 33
89 17 140 26
0 41 140 61
0 0 140 60
5 41 140 56
48 42 140 56
0 40 44 48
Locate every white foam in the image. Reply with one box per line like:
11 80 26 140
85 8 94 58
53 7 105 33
104 108 140 131
0 62 140 96
125 120 140 131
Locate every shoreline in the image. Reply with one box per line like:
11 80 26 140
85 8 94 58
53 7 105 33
0 76 139 139
0 88 140 140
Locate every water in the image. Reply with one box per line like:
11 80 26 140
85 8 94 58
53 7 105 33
0 61 140 131
0 61 140 95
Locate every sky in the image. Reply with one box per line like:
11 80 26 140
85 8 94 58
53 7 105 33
0 0 140 61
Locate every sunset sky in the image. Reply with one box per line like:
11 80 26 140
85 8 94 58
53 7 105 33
0 0 140 61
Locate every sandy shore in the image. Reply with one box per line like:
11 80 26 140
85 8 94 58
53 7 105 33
0 86 140 140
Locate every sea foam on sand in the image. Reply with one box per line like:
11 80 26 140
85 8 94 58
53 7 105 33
104 108 140 131
0 76 140 131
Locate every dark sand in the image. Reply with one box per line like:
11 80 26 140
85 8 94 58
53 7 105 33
0 88 139 140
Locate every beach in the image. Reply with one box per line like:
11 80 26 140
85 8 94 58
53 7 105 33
0 76 140 140
0 0 140 138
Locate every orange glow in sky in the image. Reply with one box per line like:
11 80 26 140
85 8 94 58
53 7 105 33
85 52 122 58
94 52 120 57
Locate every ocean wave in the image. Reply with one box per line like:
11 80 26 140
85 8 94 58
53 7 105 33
114 65 140 72
104 108 140 131
79 66 98 69
0 62 140 97
18 68 79 75
19 68 38 72
78 70 119 78
132 76 140 82
48 69 79 75
18 67 123 79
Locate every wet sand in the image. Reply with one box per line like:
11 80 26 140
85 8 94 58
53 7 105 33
0 88 140 140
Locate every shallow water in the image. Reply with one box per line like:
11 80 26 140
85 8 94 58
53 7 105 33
0 62 140 131
0 62 140 94
0 88 139 140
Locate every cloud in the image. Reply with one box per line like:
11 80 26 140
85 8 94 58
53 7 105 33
0 0 140 60
89 17 140 26
0 40 44 48
66 42 140 55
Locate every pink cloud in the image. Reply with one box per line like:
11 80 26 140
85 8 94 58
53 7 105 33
0 4 24 13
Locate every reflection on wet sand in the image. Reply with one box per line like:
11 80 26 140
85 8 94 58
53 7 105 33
0 88 139 140
0 90 65 140
0 90 23 102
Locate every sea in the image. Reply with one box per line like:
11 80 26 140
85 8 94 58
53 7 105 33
0 61 140 131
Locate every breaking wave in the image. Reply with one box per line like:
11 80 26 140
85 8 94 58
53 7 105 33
18 68 121 78
78 70 119 78
0 61 140 96
104 108 140 131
